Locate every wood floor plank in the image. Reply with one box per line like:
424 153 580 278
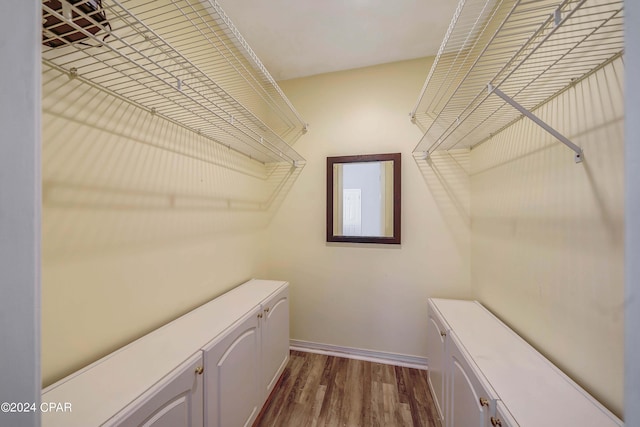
299 353 326 406
409 367 441 427
258 354 300 425
254 351 442 427
383 382 397 425
343 359 364 427
325 356 348 427
371 376 384 427
361 360 373 427
319 353 335 386
315 356 340 426
395 365 409 404
309 385 326 427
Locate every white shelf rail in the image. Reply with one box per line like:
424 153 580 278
411 0 624 160
42 0 307 166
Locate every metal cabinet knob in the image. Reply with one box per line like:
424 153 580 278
491 417 502 426
264 307 270 313
440 331 447 337
479 397 489 407
195 366 204 375
257 313 263 319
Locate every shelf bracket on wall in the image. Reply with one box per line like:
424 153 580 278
487 84 583 163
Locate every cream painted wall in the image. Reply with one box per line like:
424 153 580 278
40 66 301 386
267 58 472 358
471 58 624 416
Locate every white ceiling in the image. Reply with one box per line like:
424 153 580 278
216 0 457 81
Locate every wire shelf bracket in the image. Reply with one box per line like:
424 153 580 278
487 83 583 163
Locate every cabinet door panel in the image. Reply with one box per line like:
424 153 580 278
139 398 189 427
492 402 519 427
426 304 448 422
448 334 495 427
109 354 203 427
203 308 261 427
261 287 289 399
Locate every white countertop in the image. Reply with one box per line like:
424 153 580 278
430 298 621 427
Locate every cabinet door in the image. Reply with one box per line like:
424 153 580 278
448 333 496 427
426 301 448 422
203 307 261 427
260 286 290 400
107 353 204 427
490 402 519 427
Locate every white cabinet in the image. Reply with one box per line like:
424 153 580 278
260 286 290 399
42 279 289 427
107 354 204 427
202 286 290 427
203 307 262 427
426 300 448 422
491 402 518 427
447 334 496 427
427 305 498 427
427 299 622 427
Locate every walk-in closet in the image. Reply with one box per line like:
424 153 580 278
0 0 638 426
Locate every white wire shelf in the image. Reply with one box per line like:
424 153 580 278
42 0 307 165
411 0 624 156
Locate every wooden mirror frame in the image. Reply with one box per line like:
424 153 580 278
326 153 401 244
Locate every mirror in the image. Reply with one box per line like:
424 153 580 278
326 153 401 244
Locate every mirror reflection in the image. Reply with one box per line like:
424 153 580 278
332 161 394 237
326 153 400 244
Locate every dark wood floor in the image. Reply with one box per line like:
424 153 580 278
255 350 442 427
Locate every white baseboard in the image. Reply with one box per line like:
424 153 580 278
289 339 428 370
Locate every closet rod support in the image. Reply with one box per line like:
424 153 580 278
487 84 583 163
